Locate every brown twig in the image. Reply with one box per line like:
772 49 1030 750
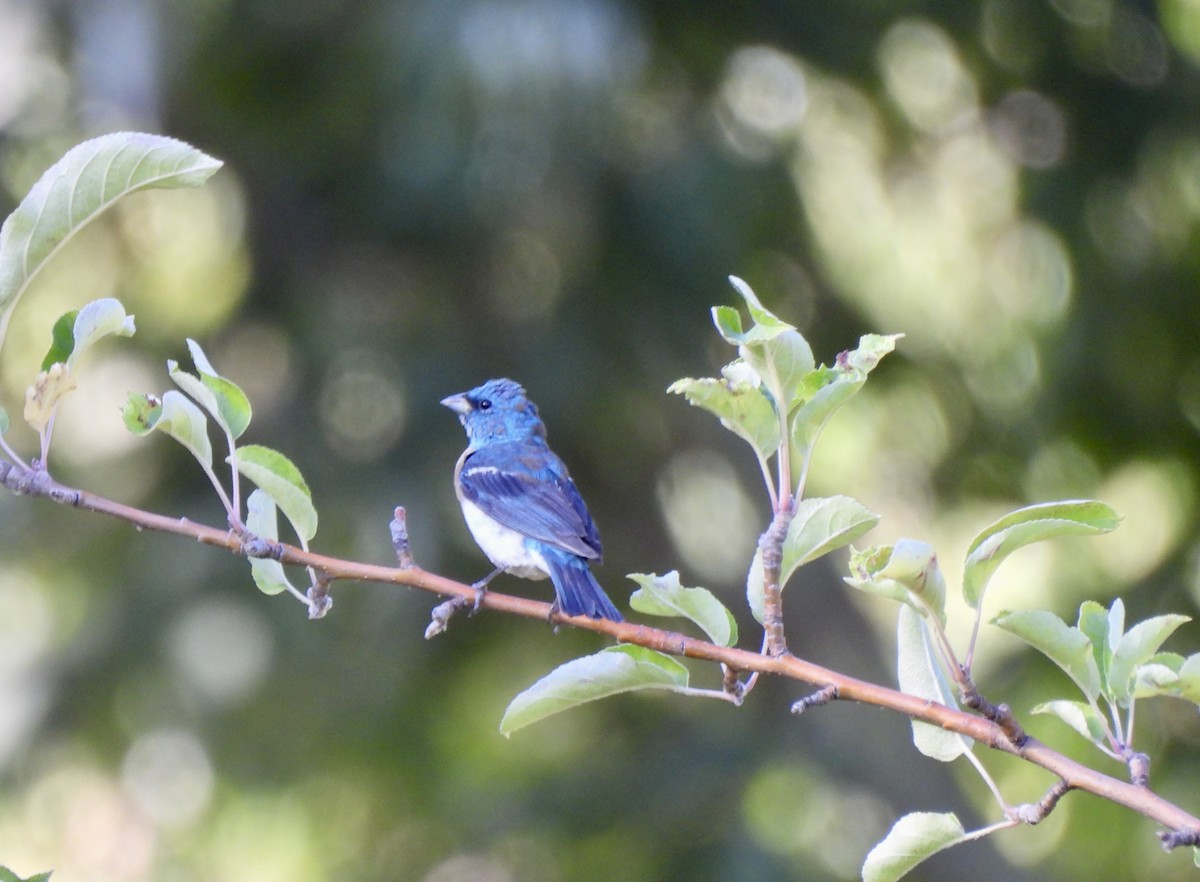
5 464 1200 841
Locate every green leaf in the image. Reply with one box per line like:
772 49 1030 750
714 276 815 409
992 609 1101 701
128 389 212 468
747 495 881 623
500 645 689 737
1131 651 1200 703
667 368 781 463
0 407 8 435
1077 600 1117 696
0 868 52 882
844 539 947 626
1031 699 1110 746
41 309 78 369
230 444 317 542
862 812 968 882
69 298 135 367
627 571 738 647
244 489 297 596
0 133 222 352
121 391 159 435
897 604 971 762
789 333 901 454
1107 613 1190 704
963 500 1120 610
169 339 252 440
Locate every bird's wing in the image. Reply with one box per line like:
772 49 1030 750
458 442 602 560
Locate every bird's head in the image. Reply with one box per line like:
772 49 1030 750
441 378 546 445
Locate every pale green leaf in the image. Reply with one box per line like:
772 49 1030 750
789 333 901 454
1107 613 1190 704
187 338 252 438
0 406 8 435
170 340 252 440
69 298 135 367
843 540 946 626
245 489 297 596
1031 699 1109 746
667 372 780 462
862 812 968 882
149 390 212 468
0 133 222 351
1141 652 1200 704
992 609 1101 701
897 604 970 762
749 496 880 623
230 444 316 542
500 645 689 737
963 500 1120 610
715 277 815 408
1077 600 1115 695
628 571 737 646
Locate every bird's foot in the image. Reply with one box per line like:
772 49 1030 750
469 582 489 615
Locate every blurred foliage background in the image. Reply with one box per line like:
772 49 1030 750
2 0 1200 879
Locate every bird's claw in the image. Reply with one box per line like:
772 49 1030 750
470 582 488 615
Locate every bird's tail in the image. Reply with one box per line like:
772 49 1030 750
542 548 623 622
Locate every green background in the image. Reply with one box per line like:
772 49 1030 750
3 0 1200 879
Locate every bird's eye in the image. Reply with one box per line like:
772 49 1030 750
477 398 492 411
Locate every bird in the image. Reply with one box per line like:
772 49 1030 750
441 378 623 622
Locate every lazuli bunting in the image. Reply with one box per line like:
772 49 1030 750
442 378 624 622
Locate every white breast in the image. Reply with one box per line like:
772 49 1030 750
460 499 549 580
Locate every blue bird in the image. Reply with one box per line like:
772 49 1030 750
442 378 623 622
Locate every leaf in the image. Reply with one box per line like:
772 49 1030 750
1107 613 1191 704
992 609 1101 701
667 370 781 463
230 444 316 542
0 869 52 882
789 333 902 453
40 309 77 369
844 539 947 626
862 812 968 882
1031 699 1109 746
69 298 135 366
500 645 689 737
714 276 815 409
23 363 75 433
1132 652 1200 704
0 407 8 434
0 132 222 351
627 571 738 646
127 389 212 468
1077 600 1116 696
963 500 1121 610
244 489 297 596
747 495 881 623
897 604 970 762
169 339 252 440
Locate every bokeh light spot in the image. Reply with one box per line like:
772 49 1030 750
656 450 762 586
318 350 408 463
878 19 977 133
1095 459 1194 581
168 599 274 708
121 728 214 831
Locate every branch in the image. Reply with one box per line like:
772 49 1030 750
6 463 1200 843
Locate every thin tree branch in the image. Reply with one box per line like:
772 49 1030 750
5 463 1200 842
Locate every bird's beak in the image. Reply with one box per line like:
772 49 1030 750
440 392 472 415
